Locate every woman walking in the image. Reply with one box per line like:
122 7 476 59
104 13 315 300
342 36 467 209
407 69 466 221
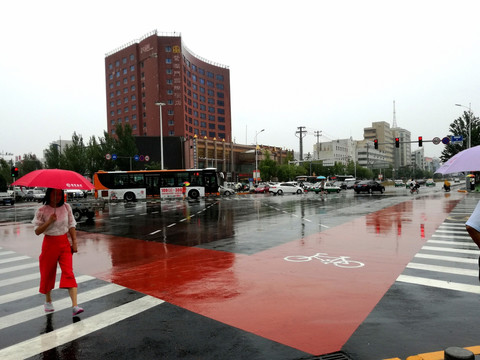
32 188 84 316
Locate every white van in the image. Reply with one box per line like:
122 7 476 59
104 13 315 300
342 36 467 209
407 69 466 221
344 178 357 189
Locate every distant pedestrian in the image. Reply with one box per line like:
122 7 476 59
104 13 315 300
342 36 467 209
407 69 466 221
466 200 480 281
182 184 187 200
32 188 84 316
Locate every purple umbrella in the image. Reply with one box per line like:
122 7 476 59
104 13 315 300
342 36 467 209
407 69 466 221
435 145 480 174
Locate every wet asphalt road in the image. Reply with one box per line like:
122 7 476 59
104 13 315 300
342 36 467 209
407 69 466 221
1 184 480 359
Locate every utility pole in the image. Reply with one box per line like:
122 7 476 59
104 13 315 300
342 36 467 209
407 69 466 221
314 131 322 160
295 126 307 161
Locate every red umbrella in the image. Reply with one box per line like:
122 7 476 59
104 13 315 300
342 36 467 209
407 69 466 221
12 169 94 190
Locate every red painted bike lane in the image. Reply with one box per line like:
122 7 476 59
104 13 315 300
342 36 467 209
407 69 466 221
0 194 463 355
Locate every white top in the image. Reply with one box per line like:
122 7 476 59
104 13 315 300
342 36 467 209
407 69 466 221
466 200 480 233
32 203 76 236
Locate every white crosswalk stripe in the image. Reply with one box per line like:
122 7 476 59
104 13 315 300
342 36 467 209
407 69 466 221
396 197 480 294
0 250 165 358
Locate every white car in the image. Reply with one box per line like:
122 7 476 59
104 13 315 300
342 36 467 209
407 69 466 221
269 183 304 195
219 185 235 196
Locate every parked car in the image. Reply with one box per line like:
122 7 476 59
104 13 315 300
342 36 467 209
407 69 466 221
254 184 270 193
25 189 46 202
354 180 385 194
269 183 304 195
219 186 235 196
394 180 404 187
0 192 15 205
426 179 436 187
65 189 85 199
453 177 460 183
344 178 357 189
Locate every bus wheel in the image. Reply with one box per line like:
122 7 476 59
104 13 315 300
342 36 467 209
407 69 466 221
124 192 136 202
189 189 200 199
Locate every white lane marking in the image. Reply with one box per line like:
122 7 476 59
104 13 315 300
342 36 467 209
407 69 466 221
422 246 480 255
110 217 120 220
167 223 176 228
431 234 471 240
0 256 30 264
0 283 124 331
0 268 60 287
0 275 95 305
0 296 164 359
407 262 477 277
126 215 135 218
0 262 38 274
0 250 15 256
149 230 161 235
397 274 480 294
414 253 477 264
427 240 476 247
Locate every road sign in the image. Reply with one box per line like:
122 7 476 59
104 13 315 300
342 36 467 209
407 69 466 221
105 153 111 160
441 137 450 145
112 154 117 160
432 137 441 145
139 155 145 161
451 135 463 143
134 155 139 161
145 155 150 162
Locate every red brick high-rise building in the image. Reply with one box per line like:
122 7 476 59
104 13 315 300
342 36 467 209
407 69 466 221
105 30 231 142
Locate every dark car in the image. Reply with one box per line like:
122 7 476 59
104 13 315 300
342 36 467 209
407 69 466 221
354 180 385 194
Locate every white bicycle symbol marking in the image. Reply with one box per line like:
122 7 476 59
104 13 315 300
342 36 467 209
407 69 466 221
284 252 365 268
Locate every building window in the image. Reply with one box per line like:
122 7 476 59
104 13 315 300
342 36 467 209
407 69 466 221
217 92 224 98
208 115 215 121
130 54 135 61
218 117 225 122
207 81 214 87
198 67 204 75
216 83 224 90
165 46 172 52
133 124 137 130
217 100 224 106
207 89 214 96
209 123 215 129
218 125 225 130
201 121 206 128
166 58 172 64
169 130 175 136
218 109 225 114
166 69 172 74
168 120 174 126
208 107 215 113
209 132 215 138
216 74 224 81
207 71 214 78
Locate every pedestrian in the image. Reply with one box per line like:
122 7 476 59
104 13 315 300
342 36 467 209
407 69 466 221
466 200 480 282
182 184 187 200
32 188 84 316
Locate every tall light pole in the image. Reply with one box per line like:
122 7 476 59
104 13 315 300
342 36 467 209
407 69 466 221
155 102 166 169
255 129 265 184
455 103 472 148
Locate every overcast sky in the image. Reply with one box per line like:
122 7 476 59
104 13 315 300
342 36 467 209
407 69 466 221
1 0 479 162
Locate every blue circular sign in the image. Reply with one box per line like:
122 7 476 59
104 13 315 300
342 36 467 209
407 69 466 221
112 154 117 160
441 137 450 145
134 155 139 161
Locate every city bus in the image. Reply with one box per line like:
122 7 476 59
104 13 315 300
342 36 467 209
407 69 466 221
93 168 220 201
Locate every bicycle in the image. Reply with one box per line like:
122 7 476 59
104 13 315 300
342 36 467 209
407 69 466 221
284 252 364 268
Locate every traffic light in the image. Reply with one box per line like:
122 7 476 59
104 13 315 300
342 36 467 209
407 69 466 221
418 136 423 147
11 166 18 178
374 139 378 149
395 138 400 148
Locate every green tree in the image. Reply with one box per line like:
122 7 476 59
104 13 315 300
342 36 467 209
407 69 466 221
19 154 43 176
259 150 278 181
44 143 64 169
62 132 88 174
441 110 479 162
114 124 138 170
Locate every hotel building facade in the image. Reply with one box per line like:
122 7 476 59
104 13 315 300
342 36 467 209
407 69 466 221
104 30 231 142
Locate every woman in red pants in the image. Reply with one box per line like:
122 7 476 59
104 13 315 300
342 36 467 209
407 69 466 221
32 188 84 316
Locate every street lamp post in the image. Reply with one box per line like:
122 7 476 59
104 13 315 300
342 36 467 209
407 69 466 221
455 103 472 148
254 129 265 184
155 102 166 169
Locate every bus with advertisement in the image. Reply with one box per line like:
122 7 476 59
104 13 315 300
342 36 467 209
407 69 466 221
93 168 220 201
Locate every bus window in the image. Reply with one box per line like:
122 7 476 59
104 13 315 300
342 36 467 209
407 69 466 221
190 172 203 186
114 174 129 188
176 172 190 186
160 173 175 187
129 173 145 187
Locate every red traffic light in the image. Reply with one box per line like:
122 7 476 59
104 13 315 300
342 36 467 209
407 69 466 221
374 139 378 149
418 136 423 147
395 138 400 148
